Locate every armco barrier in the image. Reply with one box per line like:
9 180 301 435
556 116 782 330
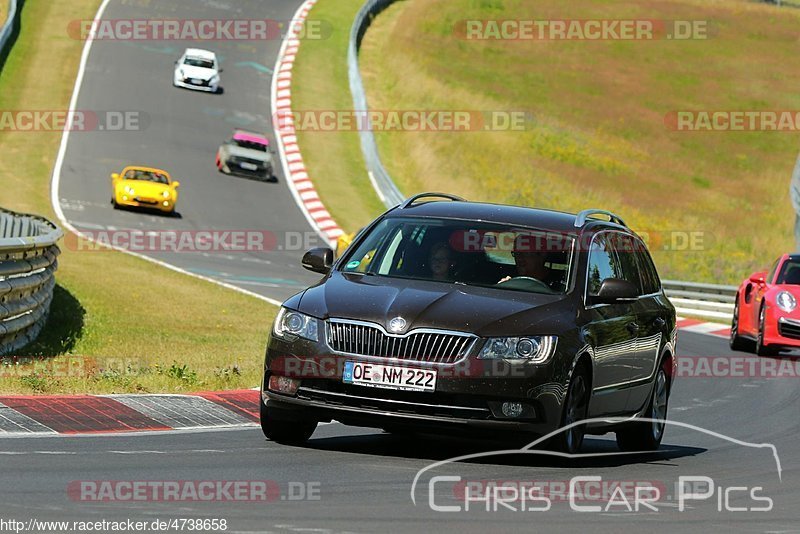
348 0 404 208
0 208 62 355
0 0 18 60
662 279 736 322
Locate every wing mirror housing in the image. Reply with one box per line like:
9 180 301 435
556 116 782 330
592 278 639 304
302 247 334 275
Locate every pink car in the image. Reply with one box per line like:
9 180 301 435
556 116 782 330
215 130 276 182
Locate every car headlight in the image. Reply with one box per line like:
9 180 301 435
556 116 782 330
161 190 170 198
210 74 219 82
272 307 319 342
478 335 557 363
124 186 135 195
776 291 796 313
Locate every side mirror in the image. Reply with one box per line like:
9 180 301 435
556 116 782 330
749 271 767 284
172 181 180 188
592 278 639 304
111 173 119 180
302 247 333 274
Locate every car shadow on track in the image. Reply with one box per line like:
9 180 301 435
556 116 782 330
302 432 704 469
113 204 183 219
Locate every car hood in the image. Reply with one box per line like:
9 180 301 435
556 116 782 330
295 271 572 337
178 65 217 80
116 180 170 197
223 144 272 162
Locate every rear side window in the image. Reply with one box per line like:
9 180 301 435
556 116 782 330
612 234 642 292
634 240 661 295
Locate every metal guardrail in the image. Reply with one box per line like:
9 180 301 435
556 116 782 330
348 0 405 208
0 208 62 355
662 280 736 322
0 0 18 59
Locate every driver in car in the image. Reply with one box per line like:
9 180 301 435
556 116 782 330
498 235 564 291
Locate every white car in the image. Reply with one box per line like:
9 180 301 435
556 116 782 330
173 48 220 93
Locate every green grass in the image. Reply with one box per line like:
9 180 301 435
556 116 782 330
296 0 800 284
0 0 276 394
290 0 386 232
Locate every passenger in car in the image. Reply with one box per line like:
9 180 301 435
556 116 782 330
428 242 455 281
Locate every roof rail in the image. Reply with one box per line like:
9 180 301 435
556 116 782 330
574 209 627 228
398 192 466 209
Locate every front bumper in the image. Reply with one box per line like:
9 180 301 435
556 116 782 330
116 194 174 212
222 158 273 179
764 309 800 348
263 336 569 437
173 76 218 92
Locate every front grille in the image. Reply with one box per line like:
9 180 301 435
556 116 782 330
325 319 476 364
231 157 265 168
779 319 800 340
134 197 158 205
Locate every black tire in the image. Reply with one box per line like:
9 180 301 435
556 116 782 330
260 400 317 445
112 198 120 210
616 361 670 452
729 296 750 352
755 305 778 357
553 362 590 454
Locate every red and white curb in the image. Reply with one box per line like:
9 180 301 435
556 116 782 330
271 0 344 247
677 316 730 339
0 390 260 436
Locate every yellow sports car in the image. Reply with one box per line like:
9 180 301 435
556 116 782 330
111 166 179 213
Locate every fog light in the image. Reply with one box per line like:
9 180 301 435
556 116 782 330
122 195 128 201
268 375 300 395
501 402 524 418
163 200 170 207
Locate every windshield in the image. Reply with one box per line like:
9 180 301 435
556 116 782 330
232 139 268 152
184 57 215 69
776 259 800 285
123 169 169 184
340 217 574 294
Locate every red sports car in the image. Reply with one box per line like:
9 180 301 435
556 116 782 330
730 254 800 355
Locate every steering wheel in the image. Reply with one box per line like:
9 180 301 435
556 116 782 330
497 276 555 293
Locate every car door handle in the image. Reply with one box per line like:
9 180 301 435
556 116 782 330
627 322 639 334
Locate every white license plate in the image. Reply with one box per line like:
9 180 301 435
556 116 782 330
239 162 258 171
342 361 436 392
191 78 203 84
